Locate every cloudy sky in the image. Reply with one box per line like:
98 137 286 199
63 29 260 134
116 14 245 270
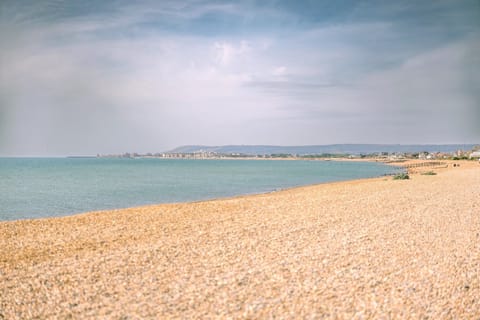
1 0 479 156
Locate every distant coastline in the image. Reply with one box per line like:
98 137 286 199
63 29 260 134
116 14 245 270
96 143 479 161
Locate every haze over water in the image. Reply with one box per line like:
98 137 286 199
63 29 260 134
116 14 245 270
0 158 400 221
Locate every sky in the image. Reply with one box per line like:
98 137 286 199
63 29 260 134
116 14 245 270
0 0 479 156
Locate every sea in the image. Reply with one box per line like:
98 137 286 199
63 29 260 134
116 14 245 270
0 158 402 221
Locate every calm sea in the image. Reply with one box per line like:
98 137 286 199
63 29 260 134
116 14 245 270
0 158 400 221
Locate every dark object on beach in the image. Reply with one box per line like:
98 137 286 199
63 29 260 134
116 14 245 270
393 173 409 180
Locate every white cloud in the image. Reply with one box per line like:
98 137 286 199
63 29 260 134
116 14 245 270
272 66 287 77
213 40 252 66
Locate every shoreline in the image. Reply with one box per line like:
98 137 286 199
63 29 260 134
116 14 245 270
0 174 393 224
0 159 469 224
1 158 402 223
1 160 479 318
4 158 464 224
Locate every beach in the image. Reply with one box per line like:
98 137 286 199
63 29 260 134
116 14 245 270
1 160 479 318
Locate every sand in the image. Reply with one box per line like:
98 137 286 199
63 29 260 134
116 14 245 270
1 160 479 319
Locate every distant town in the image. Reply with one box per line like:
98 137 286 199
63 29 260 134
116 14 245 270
96 144 480 162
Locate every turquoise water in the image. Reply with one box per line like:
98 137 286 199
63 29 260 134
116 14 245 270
0 158 401 221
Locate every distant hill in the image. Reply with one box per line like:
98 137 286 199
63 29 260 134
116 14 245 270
166 144 477 155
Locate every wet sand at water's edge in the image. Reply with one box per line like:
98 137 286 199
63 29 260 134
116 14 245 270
1 160 479 318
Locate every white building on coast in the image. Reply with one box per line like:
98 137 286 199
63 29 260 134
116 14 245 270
470 151 480 159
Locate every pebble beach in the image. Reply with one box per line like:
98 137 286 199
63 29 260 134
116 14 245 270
1 160 479 319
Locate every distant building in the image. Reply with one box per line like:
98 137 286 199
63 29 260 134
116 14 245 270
470 151 480 159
